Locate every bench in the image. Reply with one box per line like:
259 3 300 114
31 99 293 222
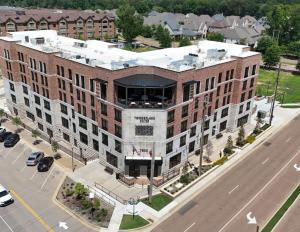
104 166 114 175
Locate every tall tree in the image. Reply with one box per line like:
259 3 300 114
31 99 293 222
256 36 275 55
116 2 143 43
159 28 172 48
263 44 281 68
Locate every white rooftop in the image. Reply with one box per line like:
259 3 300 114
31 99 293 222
1 30 259 72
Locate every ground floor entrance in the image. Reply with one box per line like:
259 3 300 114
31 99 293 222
125 159 162 177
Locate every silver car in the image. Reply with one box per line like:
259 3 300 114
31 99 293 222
26 152 44 166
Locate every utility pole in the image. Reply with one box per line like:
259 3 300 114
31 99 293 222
148 142 155 203
198 96 208 176
269 63 281 125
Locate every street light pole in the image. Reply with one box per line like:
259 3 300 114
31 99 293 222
198 96 208 176
269 63 281 125
149 142 155 203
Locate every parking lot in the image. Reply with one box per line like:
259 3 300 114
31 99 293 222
0 139 89 232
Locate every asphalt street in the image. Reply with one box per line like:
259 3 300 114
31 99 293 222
0 140 90 232
153 115 300 232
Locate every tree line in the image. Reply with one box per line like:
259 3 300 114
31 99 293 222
2 0 300 18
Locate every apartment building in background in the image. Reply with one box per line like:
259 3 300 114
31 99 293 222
0 30 260 179
0 8 116 40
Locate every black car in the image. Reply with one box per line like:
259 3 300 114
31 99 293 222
37 157 54 172
0 132 12 142
4 134 20 147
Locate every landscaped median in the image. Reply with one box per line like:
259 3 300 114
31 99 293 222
141 194 173 211
261 184 300 232
119 214 150 230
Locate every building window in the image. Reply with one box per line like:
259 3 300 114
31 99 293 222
106 152 118 168
194 98 199 109
183 84 190 102
181 120 188 132
180 135 186 147
181 105 189 118
9 82 15 91
252 65 257 75
61 117 69 129
189 141 195 153
193 112 198 123
239 105 243 114
102 118 108 131
36 108 42 118
230 69 234 79
250 78 255 88
60 104 68 115
26 111 35 121
44 99 50 110
45 113 52 124
38 123 43 131
220 120 227 132
189 126 195 138
166 126 174 139
92 124 98 136
114 108 122 122
91 95 95 107
241 93 246 102
115 125 122 138
47 128 53 138
221 107 229 118
101 103 107 116
135 126 153 136
166 141 173 154
79 132 88 145
34 95 40 105
237 114 249 127
169 153 181 169
218 72 222 83
246 101 251 110
204 120 210 130
24 97 30 107
167 110 175 123
248 90 253 99
244 66 249 78
93 139 99 151
213 112 217 122
63 133 70 142
79 117 87 130
242 80 247 90
115 140 122 153
102 133 108 146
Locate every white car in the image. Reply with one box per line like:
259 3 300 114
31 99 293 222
0 185 13 206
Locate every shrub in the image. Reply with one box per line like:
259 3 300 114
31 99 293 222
246 135 256 144
93 199 101 210
81 198 93 209
261 124 270 131
65 188 74 197
74 183 88 199
223 147 233 155
100 208 108 218
179 174 190 185
213 156 228 166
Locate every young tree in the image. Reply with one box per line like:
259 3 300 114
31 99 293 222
31 129 40 145
141 25 153 38
155 24 164 41
226 136 234 150
51 140 59 154
263 44 281 68
179 37 192 47
159 28 172 48
205 140 213 162
256 36 274 55
117 2 143 43
74 183 88 199
236 125 246 146
12 117 22 133
207 32 224 42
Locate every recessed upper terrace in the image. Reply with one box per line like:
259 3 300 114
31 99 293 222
1 30 259 72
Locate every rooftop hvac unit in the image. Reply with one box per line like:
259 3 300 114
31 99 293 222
75 55 81 59
123 63 129 68
207 49 227 60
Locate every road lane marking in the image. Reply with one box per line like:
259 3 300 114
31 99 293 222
217 149 300 232
183 222 196 232
10 189 54 232
228 185 239 194
30 170 38 180
0 216 14 232
40 167 55 190
286 137 291 143
262 158 270 165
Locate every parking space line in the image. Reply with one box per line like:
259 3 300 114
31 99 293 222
10 189 54 232
0 216 14 232
11 151 24 164
228 185 239 194
30 170 38 180
19 165 27 172
184 222 196 232
40 167 55 191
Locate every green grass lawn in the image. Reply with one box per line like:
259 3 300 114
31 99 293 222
257 69 300 103
262 185 300 232
119 215 149 230
141 194 173 211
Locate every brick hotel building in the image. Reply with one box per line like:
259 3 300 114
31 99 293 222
0 30 260 178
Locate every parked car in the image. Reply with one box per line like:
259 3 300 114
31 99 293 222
37 157 54 172
26 152 44 166
0 128 6 134
0 131 12 142
0 185 13 207
4 134 20 147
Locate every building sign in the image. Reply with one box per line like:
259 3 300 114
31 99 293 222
134 116 155 123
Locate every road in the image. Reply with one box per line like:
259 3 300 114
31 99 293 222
153 114 300 232
0 141 89 232
273 195 300 232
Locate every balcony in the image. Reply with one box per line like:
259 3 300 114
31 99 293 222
114 74 176 109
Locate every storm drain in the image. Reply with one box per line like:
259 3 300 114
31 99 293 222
178 201 197 215
263 141 272 147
